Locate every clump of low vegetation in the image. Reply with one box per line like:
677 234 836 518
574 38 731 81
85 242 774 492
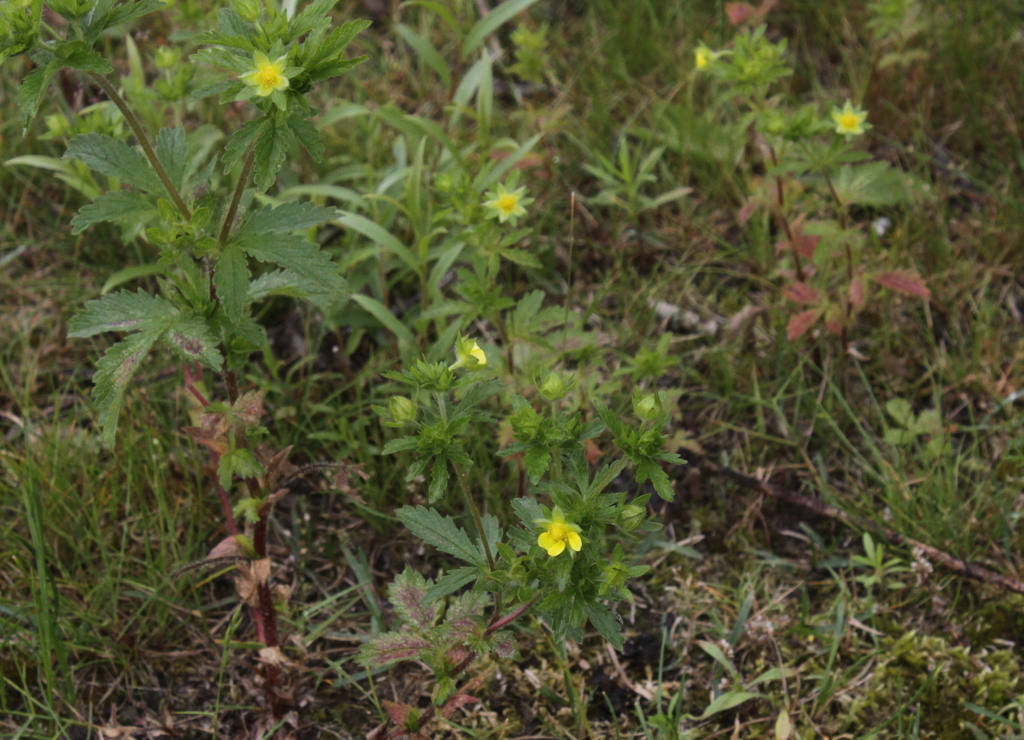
3 0 1024 738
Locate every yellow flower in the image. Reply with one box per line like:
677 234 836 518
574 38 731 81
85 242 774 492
695 45 714 70
450 337 487 370
241 52 290 97
831 100 869 139
483 183 530 224
536 508 582 557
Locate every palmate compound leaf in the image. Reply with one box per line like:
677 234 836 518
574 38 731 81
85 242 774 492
228 199 344 313
69 291 223 446
396 506 486 568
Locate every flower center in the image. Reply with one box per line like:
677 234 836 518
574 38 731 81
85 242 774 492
839 112 858 130
257 67 281 87
497 194 517 213
548 522 569 541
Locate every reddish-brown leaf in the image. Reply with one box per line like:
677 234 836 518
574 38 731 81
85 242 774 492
872 269 931 299
383 701 416 728
725 0 779 25
725 2 756 23
848 275 867 311
440 694 480 718
793 233 820 259
782 282 820 305
787 308 823 341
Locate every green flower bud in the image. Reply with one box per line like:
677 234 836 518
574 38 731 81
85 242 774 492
153 46 180 69
618 504 646 532
388 395 417 425
539 372 568 401
633 392 661 421
232 0 261 22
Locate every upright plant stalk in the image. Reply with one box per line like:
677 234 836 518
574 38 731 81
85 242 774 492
88 72 192 221
453 462 496 571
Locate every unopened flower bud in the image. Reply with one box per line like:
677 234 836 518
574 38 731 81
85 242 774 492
388 395 417 425
618 504 646 532
153 46 180 69
633 392 661 421
539 372 567 401
232 0 261 21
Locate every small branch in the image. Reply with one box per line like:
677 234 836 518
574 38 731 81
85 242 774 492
219 141 258 244
88 72 191 221
702 460 1024 596
453 463 496 571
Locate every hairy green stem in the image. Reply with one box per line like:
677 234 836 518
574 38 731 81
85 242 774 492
453 462 495 571
88 72 192 221
219 141 258 244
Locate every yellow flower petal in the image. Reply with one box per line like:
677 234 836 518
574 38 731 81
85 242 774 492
546 540 566 557
567 531 582 552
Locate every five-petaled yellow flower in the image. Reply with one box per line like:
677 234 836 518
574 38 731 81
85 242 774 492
241 52 290 97
536 508 582 557
831 100 869 140
483 183 530 224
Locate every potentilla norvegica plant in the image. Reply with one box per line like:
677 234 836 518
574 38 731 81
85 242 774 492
690 16 931 352
3 0 685 729
363 338 681 737
2 0 370 717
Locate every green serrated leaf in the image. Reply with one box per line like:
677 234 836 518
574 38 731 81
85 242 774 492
523 445 551 484
286 111 324 161
237 200 336 237
57 40 113 73
91 0 165 39
191 46 252 73
252 119 293 191
396 505 485 567
16 64 57 125
584 601 624 651
92 329 164 447
423 567 479 602
238 232 344 301
511 497 544 529
381 436 419 454
65 134 165 195
221 116 264 172
218 448 265 489
71 191 155 234
164 314 223 369
215 244 250 321
428 456 450 503
68 290 177 337
155 127 188 192
287 0 335 40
